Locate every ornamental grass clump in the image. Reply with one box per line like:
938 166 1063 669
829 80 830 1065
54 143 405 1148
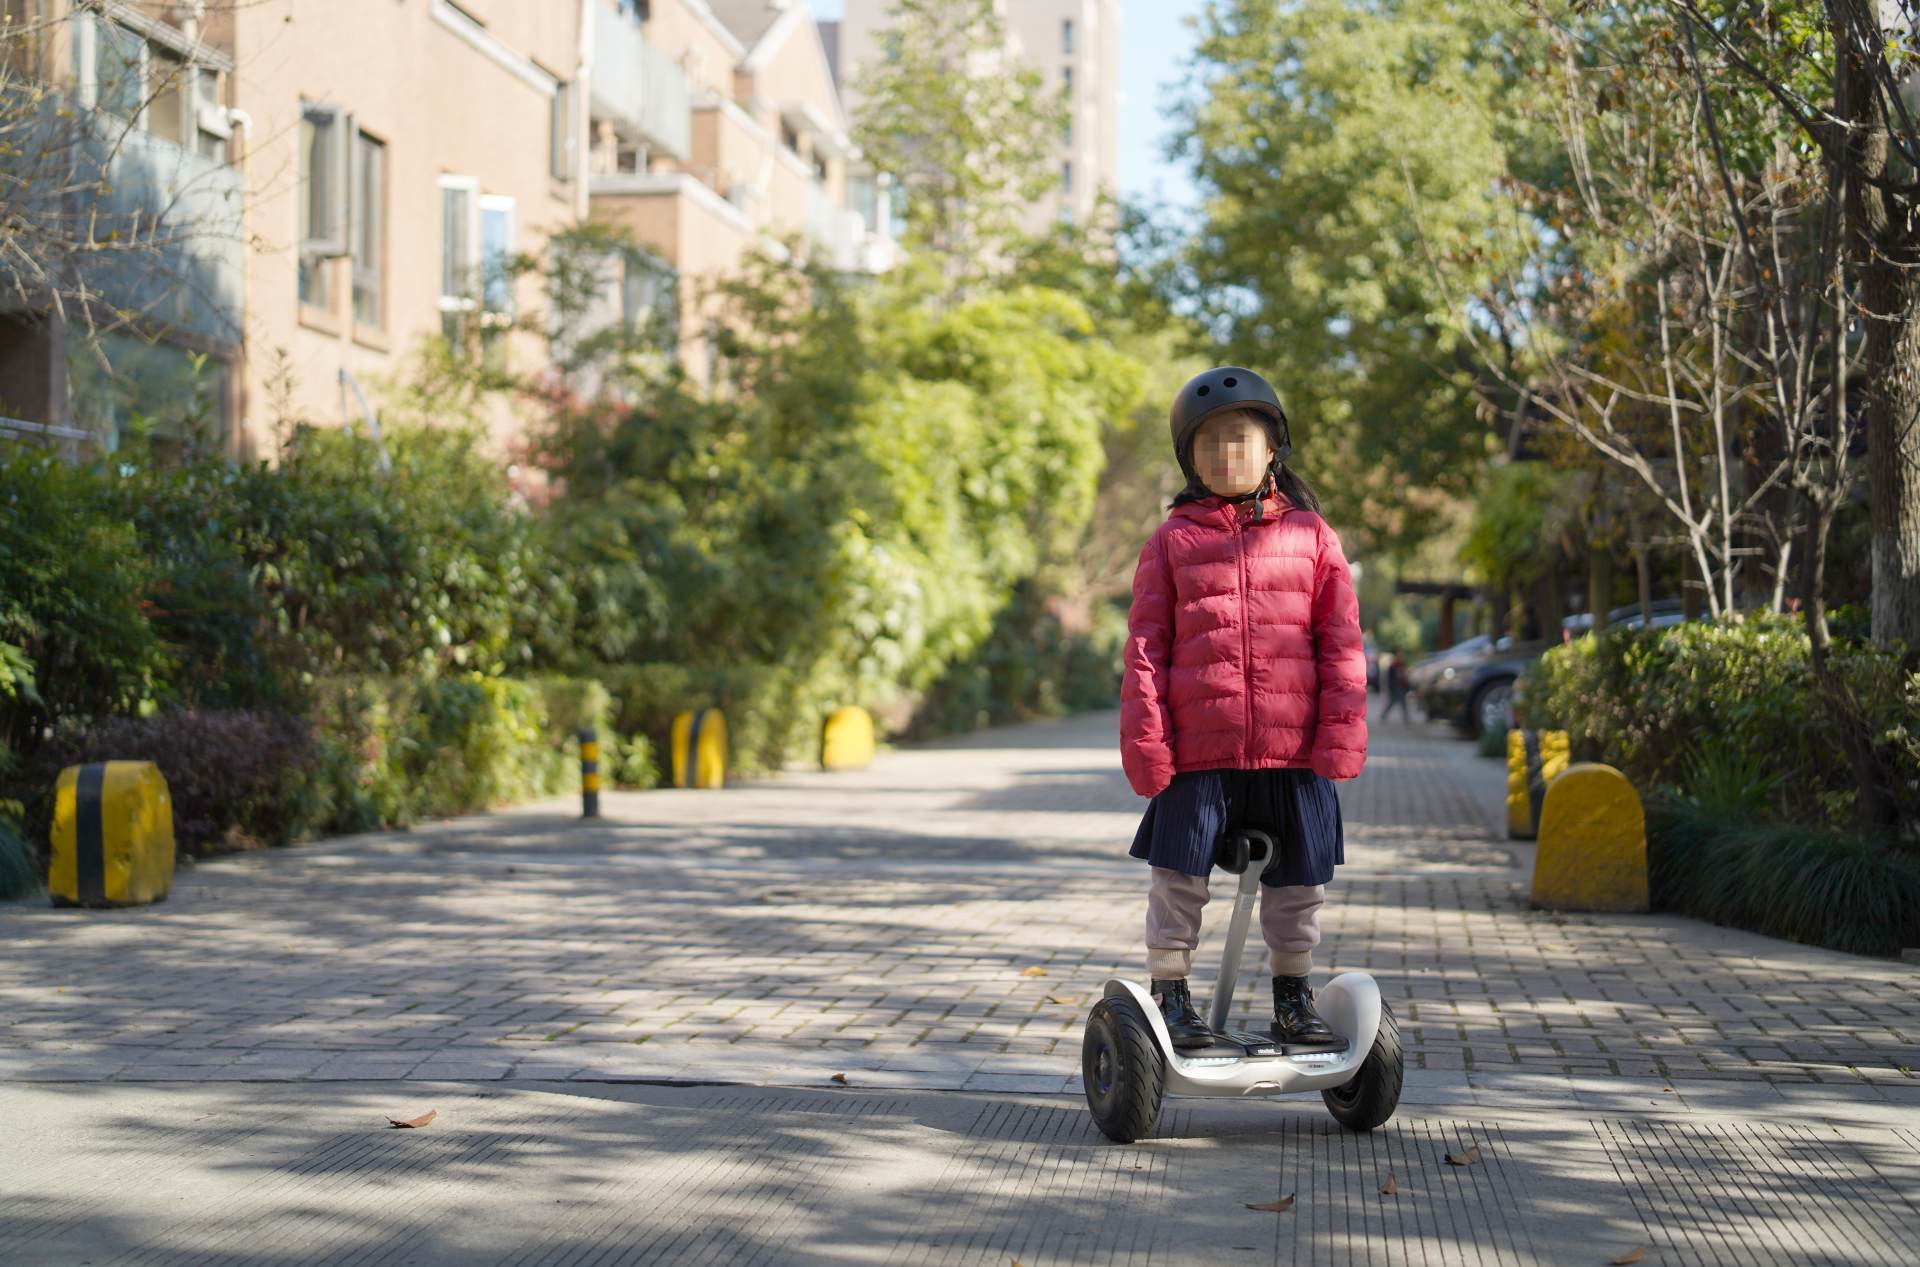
1648 800 1920 958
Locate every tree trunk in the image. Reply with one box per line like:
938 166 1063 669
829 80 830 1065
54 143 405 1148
1630 509 1653 625
1833 0 1920 648
1861 255 1920 648
1588 543 1614 639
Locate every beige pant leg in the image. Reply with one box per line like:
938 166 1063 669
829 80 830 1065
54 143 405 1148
1145 867 1211 979
1259 883 1325 977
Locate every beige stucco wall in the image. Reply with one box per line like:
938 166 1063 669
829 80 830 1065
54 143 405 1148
642 0 743 99
231 0 581 460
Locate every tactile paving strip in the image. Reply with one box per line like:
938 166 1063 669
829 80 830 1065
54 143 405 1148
1594 1118 1920 1267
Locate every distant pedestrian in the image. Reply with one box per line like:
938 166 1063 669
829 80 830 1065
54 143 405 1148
1381 651 1412 723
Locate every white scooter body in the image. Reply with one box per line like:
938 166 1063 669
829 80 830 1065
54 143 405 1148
1101 970 1382 1097
1105 823 1383 1096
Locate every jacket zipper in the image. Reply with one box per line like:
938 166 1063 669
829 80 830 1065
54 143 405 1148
1234 504 1252 766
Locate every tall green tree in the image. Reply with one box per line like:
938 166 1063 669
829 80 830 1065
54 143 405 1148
849 0 1065 287
1170 0 1549 553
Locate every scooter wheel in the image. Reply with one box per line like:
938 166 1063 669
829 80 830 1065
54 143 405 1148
1322 1000 1404 1132
1082 995 1165 1144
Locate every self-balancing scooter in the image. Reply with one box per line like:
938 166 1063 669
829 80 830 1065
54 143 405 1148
1082 827 1404 1142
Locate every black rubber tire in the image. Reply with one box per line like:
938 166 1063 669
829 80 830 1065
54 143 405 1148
1322 1001 1404 1132
1082 996 1166 1144
1470 678 1515 740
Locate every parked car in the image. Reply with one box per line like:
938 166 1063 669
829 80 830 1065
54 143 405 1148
1562 599 1688 635
1406 634 1495 698
1414 638 1550 739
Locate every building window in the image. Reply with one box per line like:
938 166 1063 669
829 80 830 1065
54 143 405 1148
479 195 517 319
1063 111 1073 146
616 0 650 20
780 122 800 155
74 14 231 158
299 103 350 311
193 67 230 159
1062 66 1073 99
351 131 385 327
1061 160 1072 193
1062 18 1074 54
439 175 479 340
550 81 575 182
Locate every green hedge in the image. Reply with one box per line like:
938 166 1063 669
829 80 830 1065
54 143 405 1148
1649 799 1920 957
0 676 651 873
1520 615 1920 833
309 674 629 832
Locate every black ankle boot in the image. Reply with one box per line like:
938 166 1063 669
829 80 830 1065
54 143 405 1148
1270 975 1343 1048
1150 978 1214 1050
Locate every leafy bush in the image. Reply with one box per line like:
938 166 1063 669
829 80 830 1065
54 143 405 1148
309 674 603 830
607 732 659 790
14 711 322 857
0 455 167 754
1521 616 1920 835
600 662 834 781
906 582 1126 739
1648 799 1920 957
0 815 38 900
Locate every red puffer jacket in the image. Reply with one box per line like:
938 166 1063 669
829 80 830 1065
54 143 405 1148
1120 489 1368 797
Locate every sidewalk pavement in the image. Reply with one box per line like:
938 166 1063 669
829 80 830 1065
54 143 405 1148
2 697 1916 1264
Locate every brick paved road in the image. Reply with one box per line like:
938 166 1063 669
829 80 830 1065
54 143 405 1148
1 703 1916 1106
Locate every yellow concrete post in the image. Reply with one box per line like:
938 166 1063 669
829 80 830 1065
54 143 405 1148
670 708 727 789
1505 728 1569 840
49 761 176 908
821 706 875 771
1531 762 1651 913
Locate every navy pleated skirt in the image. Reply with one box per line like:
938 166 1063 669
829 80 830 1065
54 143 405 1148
1130 767 1345 888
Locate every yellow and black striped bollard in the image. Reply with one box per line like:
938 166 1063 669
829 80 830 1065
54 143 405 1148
579 726 601 819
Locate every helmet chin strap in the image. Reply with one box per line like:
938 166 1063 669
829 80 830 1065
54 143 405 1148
1220 460 1280 522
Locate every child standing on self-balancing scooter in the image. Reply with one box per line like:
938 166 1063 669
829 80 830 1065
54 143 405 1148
1084 367 1394 1142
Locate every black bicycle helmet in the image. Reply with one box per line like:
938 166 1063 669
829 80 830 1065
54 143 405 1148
1168 367 1294 518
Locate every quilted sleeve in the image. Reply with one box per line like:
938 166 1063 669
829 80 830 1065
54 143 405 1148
1119 528 1177 798
1309 517 1369 780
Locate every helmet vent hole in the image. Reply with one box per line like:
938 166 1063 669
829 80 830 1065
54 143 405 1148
1223 376 1238 387
1196 385 1210 396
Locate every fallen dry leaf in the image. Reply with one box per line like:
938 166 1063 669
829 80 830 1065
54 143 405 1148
1609 1249 1645 1265
1020 966 1048 978
830 1073 849 1085
386 1109 436 1129
1244 1195 1296 1213
1046 994 1080 1006
1444 1145 1482 1166
1380 1173 1398 1196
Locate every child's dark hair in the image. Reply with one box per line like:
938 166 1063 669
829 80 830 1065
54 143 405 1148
1169 413 1322 513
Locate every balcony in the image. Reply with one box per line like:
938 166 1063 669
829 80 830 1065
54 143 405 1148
591 17 691 161
2 91 243 347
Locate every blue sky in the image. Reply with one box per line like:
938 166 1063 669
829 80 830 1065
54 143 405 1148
805 0 1207 212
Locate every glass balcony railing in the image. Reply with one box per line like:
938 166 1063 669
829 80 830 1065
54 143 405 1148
591 18 690 161
6 88 245 346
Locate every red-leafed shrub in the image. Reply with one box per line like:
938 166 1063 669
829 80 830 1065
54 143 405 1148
18 710 323 858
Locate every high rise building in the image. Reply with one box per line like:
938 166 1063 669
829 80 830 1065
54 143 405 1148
827 0 1120 228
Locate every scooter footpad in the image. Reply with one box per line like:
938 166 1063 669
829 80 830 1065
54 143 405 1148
1199 1029 1351 1059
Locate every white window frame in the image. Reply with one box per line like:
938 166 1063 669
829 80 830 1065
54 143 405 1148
479 194 519 323
439 175 481 318
549 80 576 182
73 10 235 143
351 129 385 328
300 102 352 261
